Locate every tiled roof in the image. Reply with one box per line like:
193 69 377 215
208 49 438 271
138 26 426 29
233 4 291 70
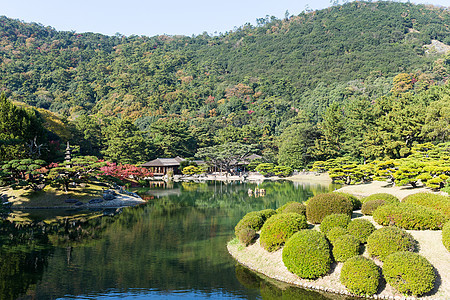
141 156 185 167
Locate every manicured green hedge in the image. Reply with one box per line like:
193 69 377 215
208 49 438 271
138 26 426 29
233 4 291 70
282 230 331 279
347 219 376 243
373 203 448 230
383 251 435 296
234 209 276 245
335 192 362 210
402 192 450 218
235 211 264 237
361 193 399 204
332 234 360 262
258 209 277 221
237 227 257 246
260 213 308 252
443 221 450 252
367 227 416 261
326 226 348 245
306 193 353 224
276 201 306 216
340 256 380 296
320 213 351 235
361 199 386 216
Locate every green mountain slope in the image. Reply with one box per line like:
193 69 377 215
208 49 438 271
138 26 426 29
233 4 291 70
0 1 448 125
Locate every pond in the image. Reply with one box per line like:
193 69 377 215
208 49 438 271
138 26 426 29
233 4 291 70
0 180 356 300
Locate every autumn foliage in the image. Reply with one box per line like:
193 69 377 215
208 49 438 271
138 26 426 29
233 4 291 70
100 162 153 181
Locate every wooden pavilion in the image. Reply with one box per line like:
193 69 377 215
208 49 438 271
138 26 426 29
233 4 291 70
140 156 186 176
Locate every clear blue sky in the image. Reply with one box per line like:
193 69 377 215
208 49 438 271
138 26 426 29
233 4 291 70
1 0 449 37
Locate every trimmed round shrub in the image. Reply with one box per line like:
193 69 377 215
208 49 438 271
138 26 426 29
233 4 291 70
320 213 351 234
335 192 362 210
403 192 450 218
361 193 399 204
326 226 348 245
347 219 376 243
383 251 435 296
367 227 416 261
282 230 331 279
373 203 448 230
361 199 386 216
258 209 277 221
234 211 264 236
306 193 353 224
340 256 380 296
260 213 308 252
237 227 257 246
276 201 306 216
443 221 450 252
332 234 360 262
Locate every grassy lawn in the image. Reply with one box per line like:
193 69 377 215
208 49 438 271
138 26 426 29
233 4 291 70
1 182 106 208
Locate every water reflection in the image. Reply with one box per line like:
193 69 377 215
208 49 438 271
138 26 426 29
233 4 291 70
0 180 343 299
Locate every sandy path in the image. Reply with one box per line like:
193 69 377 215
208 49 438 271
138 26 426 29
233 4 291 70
336 180 447 200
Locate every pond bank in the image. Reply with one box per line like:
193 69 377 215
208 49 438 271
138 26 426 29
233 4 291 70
2 184 146 210
228 180 450 300
336 180 448 199
174 171 332 184
228 214 449 300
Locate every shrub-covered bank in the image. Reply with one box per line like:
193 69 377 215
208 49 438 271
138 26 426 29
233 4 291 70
228 188 450 299
228 217 449 299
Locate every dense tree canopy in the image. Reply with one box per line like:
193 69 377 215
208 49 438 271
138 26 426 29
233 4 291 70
0 1 448 191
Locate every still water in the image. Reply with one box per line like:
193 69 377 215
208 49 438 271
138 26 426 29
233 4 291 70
0 180 355 300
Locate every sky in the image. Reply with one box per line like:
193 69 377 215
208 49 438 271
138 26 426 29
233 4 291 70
1 0 449 37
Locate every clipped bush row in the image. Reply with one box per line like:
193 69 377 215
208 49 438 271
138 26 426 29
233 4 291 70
402 192 450 218
306 193 353 224
347 219 375 243
234 209 276 245
258 209 277 221
373 203 448 230
235 211 264 236
361 199 386 216
367 227 416 261
260 213 307 252
443 221 450 252
276 201 306 216
335 192 362 210
320 213 351 234
383 251 435 296
326 226 348 245
361 193 399 204
332 234 360 262
237 227 257 246
340 256 380 296
341 251 436 297
282 230 332 279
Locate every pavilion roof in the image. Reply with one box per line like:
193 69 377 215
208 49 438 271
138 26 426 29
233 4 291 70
141 156 185 167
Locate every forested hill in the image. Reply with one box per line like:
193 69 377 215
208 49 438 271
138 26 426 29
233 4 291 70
1 1 449 121
0 1 449 168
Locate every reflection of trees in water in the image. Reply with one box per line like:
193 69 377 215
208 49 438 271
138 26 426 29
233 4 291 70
138 180 337 212
0 180 340 299
0 221 53 300
0 248 51 300
0 214 119 300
